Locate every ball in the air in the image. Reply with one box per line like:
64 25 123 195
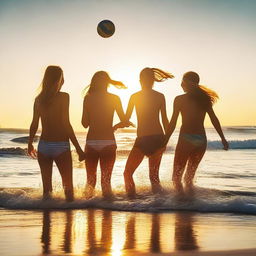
97 20 115 38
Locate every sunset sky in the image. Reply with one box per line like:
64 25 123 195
0 0 255 130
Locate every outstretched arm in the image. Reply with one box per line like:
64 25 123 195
165 97 180 144
63 94 84 160
160 96 169 134
81 96 89 128
28 100 40 158
207 107 229 150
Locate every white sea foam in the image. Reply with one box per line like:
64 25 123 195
0 187 255 214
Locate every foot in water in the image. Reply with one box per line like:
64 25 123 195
127 192 138 200
42 193 53 201
84 186 95 199
102 193 116 201
184 183 196 197
152 186 169 196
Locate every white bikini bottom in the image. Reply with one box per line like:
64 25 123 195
86 140 116 152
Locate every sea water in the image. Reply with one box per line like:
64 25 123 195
0 127 255 214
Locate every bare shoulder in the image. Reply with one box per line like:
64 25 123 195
154 90 165 99
175 94 185 101
174 94 186 106
59 92 69 98
107 93 121 102
131 91 141 99
152 90 163 96
58 92 69 104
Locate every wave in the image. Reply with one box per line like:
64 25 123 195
0 147 28 156
206 139 256 150
1 139 255 157
0 187 255 214
165 139 256 151
227 126 256 133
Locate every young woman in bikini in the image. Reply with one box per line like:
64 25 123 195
123 68 174 198
165 71 229 194
82 71 132 199
28 65 84 201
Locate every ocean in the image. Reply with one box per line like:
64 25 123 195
0 127 256 255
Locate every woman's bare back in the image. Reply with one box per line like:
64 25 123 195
130 90 166 137
176 94 207 135
83 93 121 140
38 92 69 141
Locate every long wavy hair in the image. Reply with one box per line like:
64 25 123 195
37 66 63 105
140 67 174 89
183 71 218 110
83 71 126 96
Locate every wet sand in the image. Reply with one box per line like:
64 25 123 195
0 209 255 256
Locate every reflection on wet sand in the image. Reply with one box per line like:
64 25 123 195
175 212 199 251
41 209 199 255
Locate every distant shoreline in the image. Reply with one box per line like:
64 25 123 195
1 125 255 134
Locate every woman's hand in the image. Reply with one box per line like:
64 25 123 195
222 138 229 150
77 148 86 161
28 143 37 159
113 121 136 131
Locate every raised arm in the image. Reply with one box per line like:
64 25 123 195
28 99 40 158
165 97 180 144
62 94 84 160
207 107 229 150
81 96 90 128
160 95 169 134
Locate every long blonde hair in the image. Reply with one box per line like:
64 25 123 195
140 67 174 89
183 71 219 109
83 71 126 96
37 66 63 105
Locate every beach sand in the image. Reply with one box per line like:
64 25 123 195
0 208 255 256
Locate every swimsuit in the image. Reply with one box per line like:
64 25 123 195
133 134 165 156
85 140 117 158
180 133 206 147
38 140 70 158
86 140 116 152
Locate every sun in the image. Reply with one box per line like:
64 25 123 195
109 67 141 110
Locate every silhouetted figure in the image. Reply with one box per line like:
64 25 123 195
124 68 174 198
174 212 199 251
28 66 84 201
82 71 131 199
166 71 229 193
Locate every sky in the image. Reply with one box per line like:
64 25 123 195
0 0 255 130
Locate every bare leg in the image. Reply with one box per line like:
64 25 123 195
99 146 116 199
85 147 99 199
172 144 190 194
54 150 74 202
38 152 53 199
124 147 144 198
184 146 206 189
148 150 164 194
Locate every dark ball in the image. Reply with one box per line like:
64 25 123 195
97 20 115 38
